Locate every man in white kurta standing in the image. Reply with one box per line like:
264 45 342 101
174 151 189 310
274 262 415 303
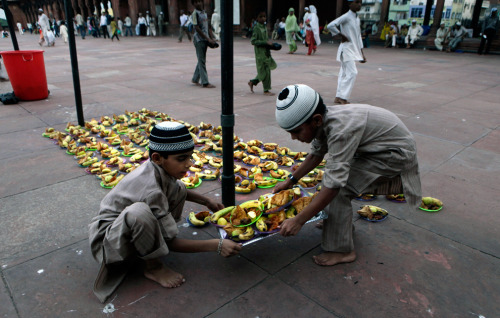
38 9 51 46
211 9 221 41
327 0 366 105
16 21 24 35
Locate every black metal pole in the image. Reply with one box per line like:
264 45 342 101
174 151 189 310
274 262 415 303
1 0 19 50
220 0 235 207
63 0 85 126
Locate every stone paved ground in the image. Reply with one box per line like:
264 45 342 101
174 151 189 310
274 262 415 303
0 32 499 318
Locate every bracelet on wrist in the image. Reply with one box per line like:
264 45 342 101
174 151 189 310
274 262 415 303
288 174 299 184
217 237 224 255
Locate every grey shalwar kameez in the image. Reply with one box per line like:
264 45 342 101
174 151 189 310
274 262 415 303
310 104 422 252
88 160 187 302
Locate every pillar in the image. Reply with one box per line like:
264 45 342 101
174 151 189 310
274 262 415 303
298 0 305 21
336 0 343 18
267 0 272 29
423 0 433 26
240 0 246 27
428 0 445 36
377 0 390 35
128 0 138 24
111 0 120 17
168 0 179 25
471 0 483 36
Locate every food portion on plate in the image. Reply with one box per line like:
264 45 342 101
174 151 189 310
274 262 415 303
187 211 212 227
355 194 377 201
386 194 406 202
357 205 388 221
419 196 443 211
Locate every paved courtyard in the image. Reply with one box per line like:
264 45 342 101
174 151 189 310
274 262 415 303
0 33 499 317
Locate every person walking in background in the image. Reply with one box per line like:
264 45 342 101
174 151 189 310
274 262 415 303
59 20 68 43
124 14 133 36
158 12 165 36
75 11 85 39
211 9 221 41
117 17 123 36
191 0 217 88
178 10 192 42
38 8 50 46
285 8 300 53
150 15 157 36
248 11 277 96
100 11 110 38
138 13 147 36
110 17 120 41
478 8 499 55
327 0 366 105
16 21 24 35
305 5 321 55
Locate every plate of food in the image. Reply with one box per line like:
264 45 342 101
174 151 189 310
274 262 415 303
181 174 202 189
354 194 377 202
386 194 406 203
357 205 388 222
229 200 263 228
419 197 443 212
254 176 278 189
235 179 256 194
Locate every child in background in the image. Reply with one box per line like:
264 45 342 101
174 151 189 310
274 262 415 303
110 17 120 41
88 122 242 303
59 20 68 43
248 12 277 96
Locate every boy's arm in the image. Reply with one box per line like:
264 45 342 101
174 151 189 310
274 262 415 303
186 190 224 212
273 153 324 193
167 237 241 257
279 186 339 237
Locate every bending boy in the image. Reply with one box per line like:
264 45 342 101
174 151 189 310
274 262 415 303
89 122 241 303
273 84 421 266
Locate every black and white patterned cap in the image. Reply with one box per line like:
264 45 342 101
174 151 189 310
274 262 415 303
275 84 319 131
148 122 194 154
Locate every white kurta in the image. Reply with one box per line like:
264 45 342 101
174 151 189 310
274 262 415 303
308 5 321 46
327 10 364 62
327 10 363 100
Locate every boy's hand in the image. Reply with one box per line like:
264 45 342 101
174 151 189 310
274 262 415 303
220 239 242 257
340 34 349 43
206 198 224 212
273 179 293 193
279 218 303 237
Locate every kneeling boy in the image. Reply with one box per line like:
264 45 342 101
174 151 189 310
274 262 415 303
89 122 241 303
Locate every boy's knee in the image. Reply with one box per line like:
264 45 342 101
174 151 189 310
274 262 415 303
123 202 156 229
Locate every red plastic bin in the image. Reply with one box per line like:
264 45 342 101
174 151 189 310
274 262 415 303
0 50 49 101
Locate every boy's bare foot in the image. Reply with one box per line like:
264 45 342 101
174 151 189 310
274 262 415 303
263 91 275 96
144 261 185 288
313 251 356 266
191 80 201 86
340 99 350 105
334 97 343 104
203 83 216 88
248 81 254 93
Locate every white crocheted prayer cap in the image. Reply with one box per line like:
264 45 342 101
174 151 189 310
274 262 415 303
275 84 320 131
149 121 194 154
